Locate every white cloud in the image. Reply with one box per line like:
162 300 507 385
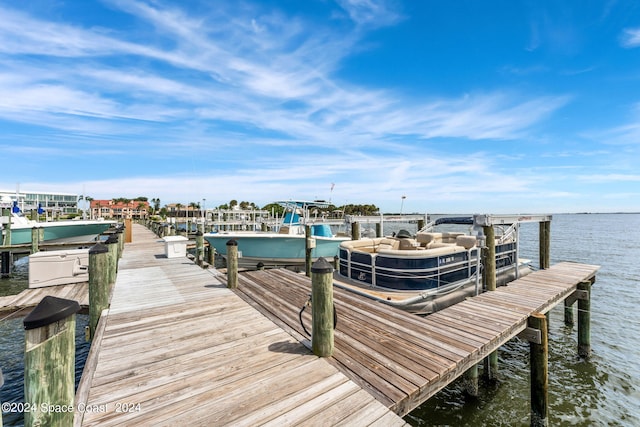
621 28 640 48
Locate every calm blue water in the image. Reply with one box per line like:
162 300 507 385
1 214 639 426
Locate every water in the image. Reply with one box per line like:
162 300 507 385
1 214 639 426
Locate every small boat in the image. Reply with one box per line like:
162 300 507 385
3 212 116 246
203 200 350 270
334 215 534 315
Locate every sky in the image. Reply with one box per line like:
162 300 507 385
1 0 639 214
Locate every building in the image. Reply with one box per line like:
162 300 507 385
0 189 79 216
90 199 149 220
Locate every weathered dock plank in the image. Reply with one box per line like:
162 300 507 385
232 261 599 417
75 224 407 426
0 282 88 317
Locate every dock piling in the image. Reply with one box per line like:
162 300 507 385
482 225 499 380
529 312 549 427
226 239 238 289
30 227 39 254
196 230 204 266
23 296 80 427
577 280 592 357
539 221 551 269
311 257 334 357
88 242 110 340
1 251 10 277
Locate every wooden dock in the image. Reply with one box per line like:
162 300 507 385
0 282 88 318
74 224 408 426
232 262 599 416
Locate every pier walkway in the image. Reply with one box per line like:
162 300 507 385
232 262 600 416
74 224 407 426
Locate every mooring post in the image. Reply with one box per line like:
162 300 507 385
23 296 81 427
375 222 382 238
196 230 204 266
207 243 215 266
529 312 548 427
115 226 124 259
482 225 499 380
30 227 39 254
577 281 591 357
124 218 132 243
88 242 110 340
1 250 10 278
564 300 574 326
311 257 334 357
226 239 238 289
539 221 551 270
105 234 119 289
305 225 313 277
463 364 479 397
351 221 360 240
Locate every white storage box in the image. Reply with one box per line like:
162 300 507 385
163 236 189 258
29 248 89 288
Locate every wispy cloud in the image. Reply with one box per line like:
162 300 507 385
0 0 598 212
621 27 640 48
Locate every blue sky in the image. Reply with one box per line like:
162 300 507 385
1 0 639 213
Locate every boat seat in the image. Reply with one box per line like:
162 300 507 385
456 235 477 249
416 232 441 247
398 238 419 250
378 238 399 251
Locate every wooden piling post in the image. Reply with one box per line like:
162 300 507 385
375 222 382 238
226 239 238 289
578 281 591 357
23 296 80 427
564 300 574 326
539 221 551 270
529 312 548 427
463 364 479 397
207 243 215 266
196 231 204 266
30 227 39 254
482 225 498 380
124 218 132 243
105 235 119 288
1 250 10 277
115 226 124 259
88 242 110 340
351 221 360 240
311 257 334 357
305 225 313 277
482 226 496 292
